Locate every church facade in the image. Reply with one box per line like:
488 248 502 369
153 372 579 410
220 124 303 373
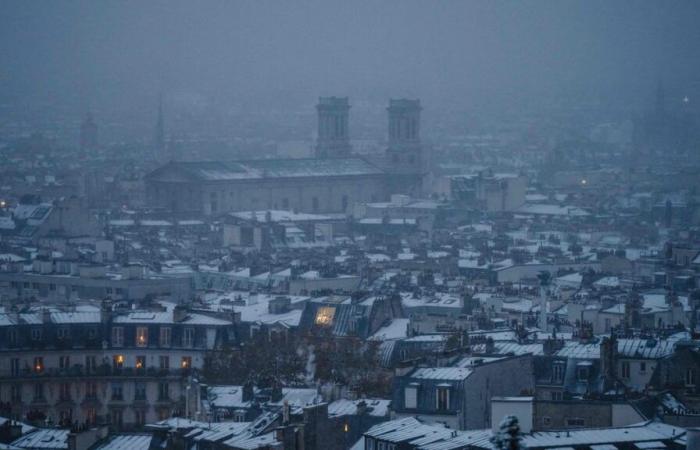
144 97 425 215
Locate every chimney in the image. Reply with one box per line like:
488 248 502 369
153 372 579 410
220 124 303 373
270 380 283 403
283 400 290 424
173 305 188 323
687 427 700 450
543 338 564 356
42 309 52 324
242 380 254 403
356 400 367 416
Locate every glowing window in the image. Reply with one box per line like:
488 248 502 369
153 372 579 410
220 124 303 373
314 307 336 326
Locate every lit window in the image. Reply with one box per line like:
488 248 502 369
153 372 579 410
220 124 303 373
136 327 148 347
135 356 146 370
34 357 44 373
114 354 125 368
181 356 192 369
315 307 336 326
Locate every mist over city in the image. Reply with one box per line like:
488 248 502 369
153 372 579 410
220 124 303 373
0 2 699 450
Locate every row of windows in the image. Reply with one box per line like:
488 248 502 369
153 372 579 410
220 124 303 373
10 355 191 375
10 281 124 295
4 381 172 402
209 194 352 213
111 326 192 347
404 386 451 411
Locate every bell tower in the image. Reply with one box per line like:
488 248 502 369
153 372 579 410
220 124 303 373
386 99 422 172
315 96 351 158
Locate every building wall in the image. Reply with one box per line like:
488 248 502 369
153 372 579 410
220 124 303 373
0 272 193 303
147 175 387 215
534 401 612 430
491 398 534 433
463 356 535 430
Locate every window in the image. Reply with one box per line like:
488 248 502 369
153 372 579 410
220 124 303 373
158 382 169 400
135 382 147 401
312 197 319 212
621 361 630 379
59 383 71 401
341 195 348 211
405 385 418 409
33 383 44 401
11 385 21 402
111 409 123 427
86 408 97 425
550 391 563 401
183 328 195 347
577 365 589 381
282 198 290 210
136 327 148 347
159 355 170 370
111 327 124 347
87 328 97 340
85 355 97 373
85 382 97 399
687 368 696 387
181 356 192 369
552 362 564 382
11 358 20 376
57 327 69 340
314 307 336 326
8 329 17 345
436 386 450 410
135 356 146 370
159 327 171 347
566 418 585 427
135 410 146 426
31 328 42 341
113 354 125 369
59 356 70 370
639 362 647 373
34 357 44 373
542 416 552 426
111 382 123 400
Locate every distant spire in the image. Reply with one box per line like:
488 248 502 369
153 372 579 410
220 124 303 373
155 93 166 160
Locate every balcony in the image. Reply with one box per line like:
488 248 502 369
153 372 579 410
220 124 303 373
0 365 195 380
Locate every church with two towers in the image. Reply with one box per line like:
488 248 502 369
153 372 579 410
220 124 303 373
144 97 426 215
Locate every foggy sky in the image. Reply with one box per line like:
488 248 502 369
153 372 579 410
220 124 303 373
2 0 700 113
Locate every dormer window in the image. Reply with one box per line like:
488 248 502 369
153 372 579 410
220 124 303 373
552 362 564 382
57 327 69 340
436 385 450 411
405 383 418 409
577 365 590 381
183 328 195 347
111 327 124 347
31 328 42 341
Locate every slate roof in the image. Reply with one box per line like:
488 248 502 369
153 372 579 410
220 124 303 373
92 435 152 450
147 158 384 183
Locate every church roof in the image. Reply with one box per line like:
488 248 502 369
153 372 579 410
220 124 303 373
146 157 384 182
